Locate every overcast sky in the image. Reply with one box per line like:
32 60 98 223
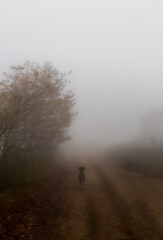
1 0 163 151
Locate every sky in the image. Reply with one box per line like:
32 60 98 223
0 0 163 152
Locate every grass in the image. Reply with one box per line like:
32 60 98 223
0 150 51 191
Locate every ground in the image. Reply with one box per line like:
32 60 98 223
1 157 163 240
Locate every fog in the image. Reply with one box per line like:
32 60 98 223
1 0 163 152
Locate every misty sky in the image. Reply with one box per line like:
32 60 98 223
1 0 163 151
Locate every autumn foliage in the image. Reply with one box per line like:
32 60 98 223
0 62 76 187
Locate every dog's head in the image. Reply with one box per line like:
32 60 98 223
79 166 86 172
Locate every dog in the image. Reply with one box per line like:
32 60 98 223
79 166 86 188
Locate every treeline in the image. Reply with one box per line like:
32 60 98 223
109 144 163 180
0 62 76 189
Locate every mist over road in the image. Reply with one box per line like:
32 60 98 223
50 158 163 240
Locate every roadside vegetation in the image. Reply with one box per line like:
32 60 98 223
0 61 76 190
109 144 163 180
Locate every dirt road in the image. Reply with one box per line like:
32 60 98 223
51 159 163 240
